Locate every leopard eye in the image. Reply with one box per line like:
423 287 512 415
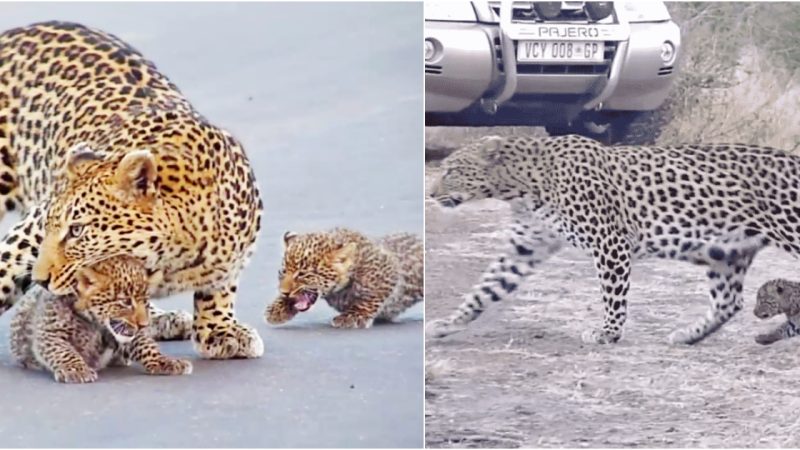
68 223 85 239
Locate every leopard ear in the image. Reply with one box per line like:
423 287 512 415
66 142 106 179
283 231 297 247
478 136 505 165
116 150 157 203
331 242 357 274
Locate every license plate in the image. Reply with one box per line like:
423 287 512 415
517 41 605 63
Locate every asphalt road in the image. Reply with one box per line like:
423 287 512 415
0 4 423 448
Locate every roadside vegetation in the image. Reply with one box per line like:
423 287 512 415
661 2 800 150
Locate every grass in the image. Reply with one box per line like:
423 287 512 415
659 2 800 150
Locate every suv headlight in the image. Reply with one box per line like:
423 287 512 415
617 1 671 23
425 1 477 21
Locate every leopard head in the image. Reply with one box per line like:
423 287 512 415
754 279 790 319
429 136 522 208
33 142 167 295
72 255 150 344
276 231 358 313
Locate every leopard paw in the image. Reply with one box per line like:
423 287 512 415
53 365 98 384
148 310 193 341
425 319 465 339
194 322 264 359
265 300 296 325
755 333 780 345
581 328 621 344
145 357 193 376
331 313 373 329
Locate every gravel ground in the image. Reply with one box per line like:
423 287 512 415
425 163 800 448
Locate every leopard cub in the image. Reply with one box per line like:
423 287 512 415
10 256 192 383
753 279 800 345
266 228 423 329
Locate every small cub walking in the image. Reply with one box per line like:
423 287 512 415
266 228 423 328
10 256 192 383
753 279 800 345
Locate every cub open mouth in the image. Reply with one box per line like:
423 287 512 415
108 319 136 338
293 290 318 312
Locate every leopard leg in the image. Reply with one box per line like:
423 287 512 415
0 94 21 225
582 237 632 344
426 216 563 339
33 336 97 384
264 296 298 325
0 203 47 315
146 303 192 341
755 316 800 345
193 284 264 359
128 331 192 375
668 247 758 345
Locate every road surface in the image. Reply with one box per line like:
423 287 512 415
0 4 423 448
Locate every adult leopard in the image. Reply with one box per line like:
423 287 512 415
0 21 263 359
427 134 799 345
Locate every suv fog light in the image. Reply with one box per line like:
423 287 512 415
585 2 613 21
660 41 676 64
533 2 561 20
425 39 436 61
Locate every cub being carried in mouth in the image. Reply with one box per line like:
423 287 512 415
265 228 423 328
10 255 192 383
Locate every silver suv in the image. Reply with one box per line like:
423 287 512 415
425 1 681 144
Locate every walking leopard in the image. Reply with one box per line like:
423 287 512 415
428 134 799 345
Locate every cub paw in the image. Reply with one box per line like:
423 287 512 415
755 333 780 345
265 300 296 325
581 329 621 344
194 322 264 359
145 357 193 376
54 365 98 384
425 319 465 339
149 310 193 341
331 313 373 329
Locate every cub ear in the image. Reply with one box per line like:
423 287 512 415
66 142 106 179
283 231 297 247
331 242 357 273
74 266 107 304
116 150 157 202
478 136 505 165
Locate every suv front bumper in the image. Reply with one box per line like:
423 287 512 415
425 19 681 119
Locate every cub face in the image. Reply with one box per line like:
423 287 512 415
276 231 357 313
72 255 151 344
33 143 165 295
754 279 793 319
